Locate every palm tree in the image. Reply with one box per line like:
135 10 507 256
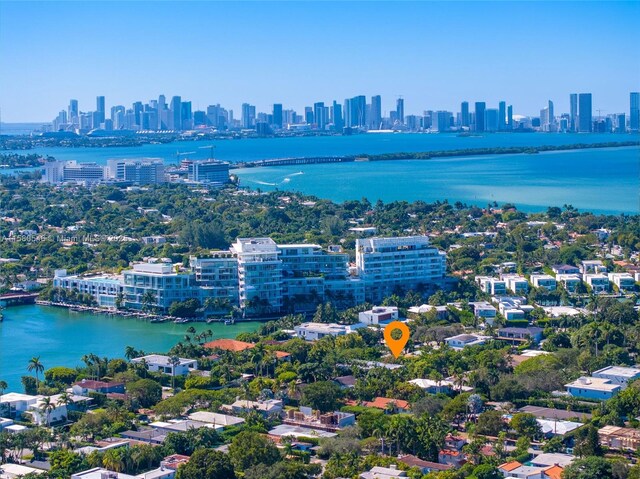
57 392 72 409
39 396 55 426
115 292 125 310
0 380 7 396
168 356 181 390
141 291 157 313
27 357 44 385
124 346 137 361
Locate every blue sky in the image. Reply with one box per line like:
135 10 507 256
0 1 638 122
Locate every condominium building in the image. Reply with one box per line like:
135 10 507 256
231 238 283 314
608 272 635 291
53 270 123 308
187 160 230 184
476 276 507 295
189 253 239 306
356 236 446 302
556 273 582 293
530 274 557 291
106 158 165 184
42 160 105 185
122 261 201 312
503 274 529 294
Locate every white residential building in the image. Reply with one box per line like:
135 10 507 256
555 274 582 293
592 366 640 388
189 254 239 306
53 270 123 308
476 276 507 295
445 333 490 349
503 274 529 294
131 355 198 376
469 301 497 320
122 261 201 312
106 158 165 185
356 236 446 302
530 274 557 291
608 273 635 291
42 161 105 185
581 260 607 274
358 306 398 325
584 273 610 293
231 238 283 314
565 377 621 401
294 322 362 341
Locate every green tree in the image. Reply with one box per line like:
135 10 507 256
44 366 77 385
300 380 342 412
562 456 613 479
475 410 506 436
127 378 162 408
228 430 281 472
510 413 541 439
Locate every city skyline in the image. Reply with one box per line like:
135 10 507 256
1 1 639 122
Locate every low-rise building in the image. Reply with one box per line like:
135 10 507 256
131 355 197 376
498 327 543 343
445 333 489 350
360 465 407 479
503 274 529 294
228 399 283 416
608 272 635 291
294 322 362 341
409 378 452 394
555 274 582 293
598 425 640 451
476 276 507 295
581 260 607 274
552 264 580 275
358 306 398 325
592 365 640 388
72 379 125 396
530 274 557 291
469 301 497 320
565 377 621 400
283 407 355 431
583 273 610 293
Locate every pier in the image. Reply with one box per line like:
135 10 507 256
234 156 353 168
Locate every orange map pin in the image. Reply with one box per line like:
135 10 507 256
384 321 410 358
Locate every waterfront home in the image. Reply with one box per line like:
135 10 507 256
72 379 125 396
583 273 610 293
131 355 197 376
497 327 543 343
204 338 255 352
0 464 46 478
53 270 123 308
530 274 557 291
555 274 582 293
608 272 636 291
592 365 640 388
358 306 398 325
444 333 489 350
565 377 621 400
598 425 640 451
0 393 38 420
294 322 363 341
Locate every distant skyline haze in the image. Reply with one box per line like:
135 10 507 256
0 1 638 122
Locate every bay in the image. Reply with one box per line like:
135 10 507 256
0 305 259 392
234 147 640 215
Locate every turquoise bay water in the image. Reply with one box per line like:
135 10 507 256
235 147 640 215
0 305 259 392
7 132 635 164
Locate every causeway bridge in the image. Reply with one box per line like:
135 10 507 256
0 292 39 307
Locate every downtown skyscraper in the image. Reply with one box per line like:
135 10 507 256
631 92 640 132
578 93 592 133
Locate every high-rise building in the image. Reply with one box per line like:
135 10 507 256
272 104 283 129
187 160 230 185
540 100 554 132
370 95 382 130
578 93 592 133
461 102 470 128
96 96 106 125
241 103 256 129
570 94 578 132
507 105 513 130
133 101 143 130
170 96 182 130
314 102 326 129
106 158 165 184
68 99 79 125
498 101 506 131
630 92 640 132
433 111 452 132
346 95 366 128
485 109 499 132
332 101 343 131
396 98 404 124
617 114 626 133
181 101 193 130
474 102 486 132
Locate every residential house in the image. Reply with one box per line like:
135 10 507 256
283 407 355 431
358 306 398 325
72 380 125 396
362 397 410 413
228 399 283 416
583 274 609 293
445 333 489 350
530 274 557 291
552 265 580 275
592 366 640 388
580 260 607 274
360 465 407 479
565 377 621 400
503 274 529 294
555 274 582 293
469 301 497 321
398 455 452 474
498 327 544 343
187 411 245 430
294 322 362 341
598 425 640 451
407 304 449 320
476 276 507 295
409 379 452 394
608 273 635 291
131 355 197 376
